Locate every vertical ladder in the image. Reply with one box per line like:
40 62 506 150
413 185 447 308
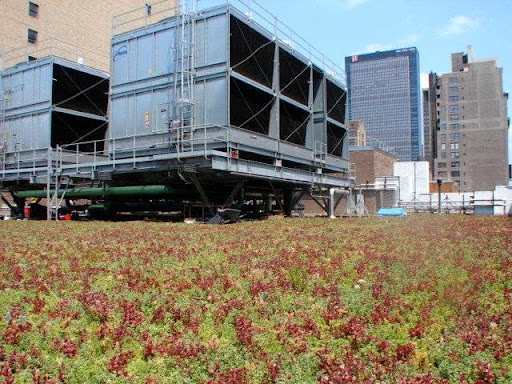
0 86 9 177
173 0 196 154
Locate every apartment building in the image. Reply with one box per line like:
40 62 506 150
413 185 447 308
427 47 509 191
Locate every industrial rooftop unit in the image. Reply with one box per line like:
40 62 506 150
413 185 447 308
0 56 109 172
1 0 352 220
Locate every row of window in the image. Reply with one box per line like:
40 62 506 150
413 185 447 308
438 162 460 168
29 2 39 17
440 152 460 159
438 171 460 177
28 3 39 43
440 133 460 140
440 143 459 150
440 123 460 131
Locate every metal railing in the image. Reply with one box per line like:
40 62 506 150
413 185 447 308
0 38 109 72
58 124 231 174
1 124 351 184
112 0 182 35
111 0 345 84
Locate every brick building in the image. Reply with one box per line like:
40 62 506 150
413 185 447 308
424 46 509 191
350 147 397 186
0 0 178 72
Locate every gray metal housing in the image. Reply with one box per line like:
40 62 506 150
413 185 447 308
0 57 109 155
109 4 349 176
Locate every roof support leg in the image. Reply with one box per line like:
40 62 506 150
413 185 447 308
268 181 284 213
222 180 244 208
189 173 215 217
309 191 328 214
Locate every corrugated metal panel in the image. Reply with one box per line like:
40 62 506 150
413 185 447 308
1 62 52 115
5 112 51 151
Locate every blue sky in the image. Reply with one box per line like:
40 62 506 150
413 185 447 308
214 0 512 164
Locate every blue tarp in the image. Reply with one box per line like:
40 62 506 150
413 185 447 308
377 208 407 217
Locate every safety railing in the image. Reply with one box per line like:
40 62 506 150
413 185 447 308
58 124 231 174
1 124 351 183
0 38 109 72
111 0 345 84
112 0 182 35
218 0 346 84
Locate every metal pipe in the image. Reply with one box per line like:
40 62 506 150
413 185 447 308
16 185 191 199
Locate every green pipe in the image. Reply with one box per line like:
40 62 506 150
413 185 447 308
16 185 191 199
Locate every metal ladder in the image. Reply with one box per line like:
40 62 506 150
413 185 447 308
0 86 9 178
45 147 71 220
172 1 196 155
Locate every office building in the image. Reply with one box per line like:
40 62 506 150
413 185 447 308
345 48 422 161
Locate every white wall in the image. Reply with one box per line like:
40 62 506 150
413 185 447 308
393 161 430 202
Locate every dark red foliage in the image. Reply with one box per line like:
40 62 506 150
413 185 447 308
107 350 134 377
234 315 253 347
317 348 367 383
408 322 424 338
150 305 166 324
155 333 203 359
322 297 346 324
204 367 247 384
120 301 144 327
267 360 280 382
79 291 111 322
250 280 267 298
3 321 32 345
335 317 368 348
53 338 78 358
396 343 415 362
474 360 495 383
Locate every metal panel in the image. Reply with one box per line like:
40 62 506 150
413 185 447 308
1 62 52 116
5 112 51 151
195 13 228 69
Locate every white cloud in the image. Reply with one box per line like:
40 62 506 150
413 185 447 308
399 34 421 46
440 15 479 36
344 0 369 9
363 34 422 54
315 0 369 10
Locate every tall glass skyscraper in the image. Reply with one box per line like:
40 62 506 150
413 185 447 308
345 48 422 161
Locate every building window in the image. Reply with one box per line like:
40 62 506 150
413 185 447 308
28 29 38 44
438 162 447 168
450 123 460 130
449 105 459 112
441 123 447 131
451 143 459 150
450 114 459 121
441 152 447 158
451 171 460 177
449 86 459 93
438 171 447 177
450 133 459 140
450 152 459 158
441 143 446 150
449 77 459 84
29 2 39 17
441 134 447 141
449 95 459 102
451 162 460 168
